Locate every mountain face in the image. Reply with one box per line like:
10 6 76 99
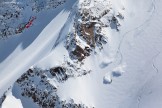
0 0 162 108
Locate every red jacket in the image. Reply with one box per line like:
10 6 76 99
25 16 36 28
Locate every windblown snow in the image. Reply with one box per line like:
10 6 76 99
0 0 162 108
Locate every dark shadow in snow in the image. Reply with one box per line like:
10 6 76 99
52 0 78 49
12 84 40 108
110 22 117 30
0 0 76 63
103 76 112 84
112 71 122 77
52 9 75 49
103 79 112 84
99 61 112 69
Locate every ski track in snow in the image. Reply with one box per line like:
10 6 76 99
119 0 162 107
113 0 162 107
137 47 161 108
152 49 160 74
117 0 156 65
136 51 160 108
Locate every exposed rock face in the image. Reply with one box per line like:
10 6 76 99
0 93 6 107
65 0 124 62
15 59 91 107
0 0 66 39
70 45 91 61
50 66 66 76
30 0 66 12
80 22 96 47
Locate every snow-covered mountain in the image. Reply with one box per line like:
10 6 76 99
0 0 162 108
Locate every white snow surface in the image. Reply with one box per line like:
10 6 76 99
1 0 162 108
57 0 162 107
1 92 23 108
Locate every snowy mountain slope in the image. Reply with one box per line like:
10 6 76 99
0 0 162 108
0 0 76 96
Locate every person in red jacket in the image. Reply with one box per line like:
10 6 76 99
25 16 36 28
